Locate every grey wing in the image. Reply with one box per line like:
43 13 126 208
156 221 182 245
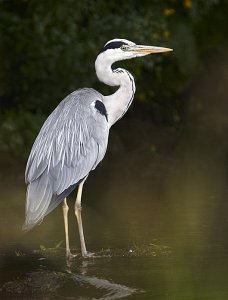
24 89 109 230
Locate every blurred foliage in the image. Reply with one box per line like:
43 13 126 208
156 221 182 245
0 0 227 158
0 110 45 159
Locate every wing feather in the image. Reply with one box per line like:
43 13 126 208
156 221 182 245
24 88 109 230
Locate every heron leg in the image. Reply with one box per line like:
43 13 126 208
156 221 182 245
62 198 75 259
75 181 88 257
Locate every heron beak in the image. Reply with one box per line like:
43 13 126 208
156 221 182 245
130 45 173 55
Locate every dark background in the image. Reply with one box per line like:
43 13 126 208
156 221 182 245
0 0 227 162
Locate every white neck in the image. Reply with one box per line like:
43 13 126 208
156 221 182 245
95 55 136 127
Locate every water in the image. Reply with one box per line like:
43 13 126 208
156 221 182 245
1 148 228 299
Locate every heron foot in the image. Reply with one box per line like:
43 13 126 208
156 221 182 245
66 250 77 260
82 251 95 258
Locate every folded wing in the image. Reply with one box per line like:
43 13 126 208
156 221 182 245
24 89 109 230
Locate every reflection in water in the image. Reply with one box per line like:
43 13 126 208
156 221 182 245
65 259 141 299
66 259 141 300
0 252 141 299
73 274 139 300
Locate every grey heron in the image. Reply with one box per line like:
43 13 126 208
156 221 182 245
23 38 172 259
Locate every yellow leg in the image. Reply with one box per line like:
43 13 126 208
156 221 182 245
62 198 75 259
75 181 88 257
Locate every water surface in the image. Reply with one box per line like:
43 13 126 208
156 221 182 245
1 152 228 299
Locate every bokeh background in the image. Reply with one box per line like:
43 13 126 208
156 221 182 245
1 0 228 299
0 0 227 160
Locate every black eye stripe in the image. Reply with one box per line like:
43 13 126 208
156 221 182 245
99 41 128 54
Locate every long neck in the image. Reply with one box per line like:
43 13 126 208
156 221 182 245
95 55 136 127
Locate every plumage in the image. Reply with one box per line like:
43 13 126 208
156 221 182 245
24 88 109 230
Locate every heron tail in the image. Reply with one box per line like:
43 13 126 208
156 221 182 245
23 172 52 231
23 177 79 231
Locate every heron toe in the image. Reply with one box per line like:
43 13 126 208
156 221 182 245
81 251 95 258
66 250 77 260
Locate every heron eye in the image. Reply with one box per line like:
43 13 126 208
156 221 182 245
121 45 129 51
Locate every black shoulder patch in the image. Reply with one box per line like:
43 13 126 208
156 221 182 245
99 41 128 54
95 100 108 121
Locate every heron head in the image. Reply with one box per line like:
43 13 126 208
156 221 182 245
98 38 173 62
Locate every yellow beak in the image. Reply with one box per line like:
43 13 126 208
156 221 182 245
130 45 173 54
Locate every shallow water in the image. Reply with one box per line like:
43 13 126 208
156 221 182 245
1 155 228 299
